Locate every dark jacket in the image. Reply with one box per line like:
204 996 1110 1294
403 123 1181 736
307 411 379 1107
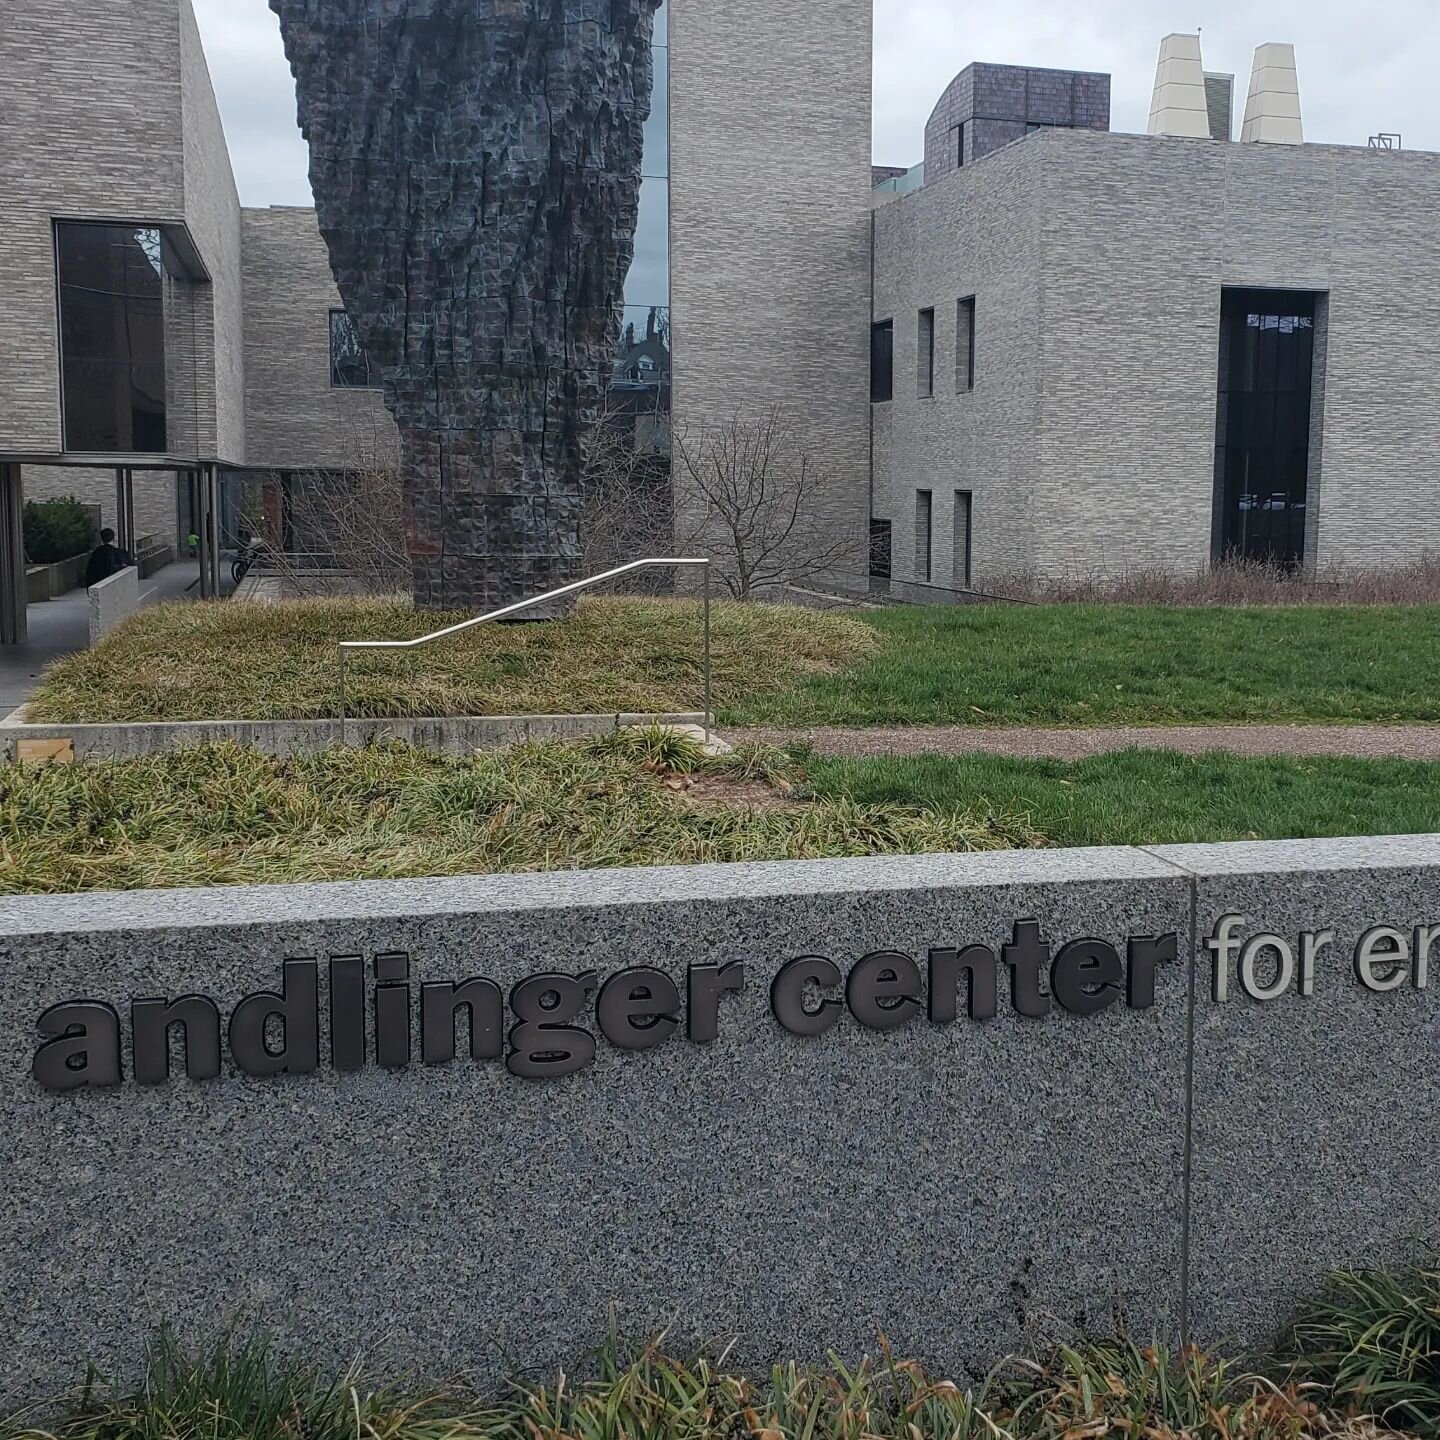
84 543 133 588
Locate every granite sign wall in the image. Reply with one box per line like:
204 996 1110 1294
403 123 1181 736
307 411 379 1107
3 838 1438 1403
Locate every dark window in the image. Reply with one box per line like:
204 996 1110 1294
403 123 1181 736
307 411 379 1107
870 320 894 402
957 296 976 393
330 310 379 389
915 489 932 582
869 519 892 579
953 490 973 588
56 222 168 453
956 121 967 167
1213 288 1320 570
918 308 935 398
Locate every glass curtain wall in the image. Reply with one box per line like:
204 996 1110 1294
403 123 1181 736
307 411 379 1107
611 2 670 421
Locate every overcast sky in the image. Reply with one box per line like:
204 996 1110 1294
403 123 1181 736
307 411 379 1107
194 0 1440 207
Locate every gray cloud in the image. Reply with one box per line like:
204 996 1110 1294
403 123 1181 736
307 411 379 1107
194 0 1440 206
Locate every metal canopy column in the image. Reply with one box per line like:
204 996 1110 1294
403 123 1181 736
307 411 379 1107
114 466 136 556
194 467 212 598
206 464 222 599
0 462 27 645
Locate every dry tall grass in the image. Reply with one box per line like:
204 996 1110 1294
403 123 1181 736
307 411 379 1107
993 555 1440 607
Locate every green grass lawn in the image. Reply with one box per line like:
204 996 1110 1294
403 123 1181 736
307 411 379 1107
728 602 1440 727
29 596 1440 729
808 748 1440 847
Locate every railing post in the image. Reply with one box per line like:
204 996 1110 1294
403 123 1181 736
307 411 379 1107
702 563 712 745
337 645 347 747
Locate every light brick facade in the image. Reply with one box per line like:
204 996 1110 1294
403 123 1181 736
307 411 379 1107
670 0 873 584
7 3 1440 596
241 208 398 473
875 127 1440 587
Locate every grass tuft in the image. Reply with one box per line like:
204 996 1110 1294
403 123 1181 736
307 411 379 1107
8 1314 1428 1440
1287 1262 1440 1437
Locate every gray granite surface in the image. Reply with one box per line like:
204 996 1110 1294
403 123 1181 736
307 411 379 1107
1159 840 1440 1345
1 850 1191 1401
6 837 1438 1400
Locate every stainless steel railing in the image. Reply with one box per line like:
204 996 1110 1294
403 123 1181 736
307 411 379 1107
337 557 713 744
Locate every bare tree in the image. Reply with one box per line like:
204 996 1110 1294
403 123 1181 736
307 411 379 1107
581 397 675 592
233 421 408 598
674 408 865 599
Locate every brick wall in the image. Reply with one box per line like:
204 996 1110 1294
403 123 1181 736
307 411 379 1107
877 127 1440 583
240 207 400 472
923 63 1110 188
872 139 1044 591
179 0 245 464
0 0 186 453
669 0 873 586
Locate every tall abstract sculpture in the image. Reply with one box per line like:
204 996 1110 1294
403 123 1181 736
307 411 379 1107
271 0 662 610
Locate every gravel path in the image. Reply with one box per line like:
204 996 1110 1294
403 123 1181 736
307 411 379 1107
730 723 1440 761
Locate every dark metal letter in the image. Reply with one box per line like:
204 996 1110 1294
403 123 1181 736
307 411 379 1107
131 995 222 1085
688 961 745 1043
422 978 503 1064
1051 940 1123 1016
928 945 998 1022
846 950 922 1031
597 967 680 1051
374 952 411 1069
1003 921 1053 1018
507 971 597 1079
771 956 844 1036
228 959 319 1077
1127 934 1177 1010
329 955 366 1071
33 1002 123 1091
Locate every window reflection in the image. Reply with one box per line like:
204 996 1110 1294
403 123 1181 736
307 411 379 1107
615 0 669 418
56 222 168 453
330 309 378 388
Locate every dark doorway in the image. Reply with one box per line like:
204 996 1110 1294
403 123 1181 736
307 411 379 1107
1212 288 1321 569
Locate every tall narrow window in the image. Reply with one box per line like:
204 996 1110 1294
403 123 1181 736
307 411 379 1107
957 121 968 167
918 308 935 398
330 310 378 388
953 490 973 588
870 320 894 402
915 490 932 582
957 296 976 393
56 222 168 452
869 518 892 579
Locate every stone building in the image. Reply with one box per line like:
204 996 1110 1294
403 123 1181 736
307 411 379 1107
0 5 1436 637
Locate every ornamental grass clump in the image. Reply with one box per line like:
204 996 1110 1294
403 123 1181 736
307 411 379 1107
0 733 1039 895
6 1328 1418 1440
1286 1262 1440 1437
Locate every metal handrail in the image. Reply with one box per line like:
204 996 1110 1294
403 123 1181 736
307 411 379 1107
337 557 713 744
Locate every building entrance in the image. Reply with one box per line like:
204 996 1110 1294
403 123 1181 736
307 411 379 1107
1212 288 1321 569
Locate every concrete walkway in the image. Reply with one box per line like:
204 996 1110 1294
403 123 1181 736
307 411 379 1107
0 560 202 713
733 723 1440 761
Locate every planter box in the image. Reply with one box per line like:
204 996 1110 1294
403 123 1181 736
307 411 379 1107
23 552 88 601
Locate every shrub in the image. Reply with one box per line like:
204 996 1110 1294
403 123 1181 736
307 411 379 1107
1287 1260 1440 1436
22 496 95 565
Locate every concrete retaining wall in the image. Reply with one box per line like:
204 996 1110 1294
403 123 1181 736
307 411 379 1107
0 711 710 761
87 565 139 644
2 836 1437 1400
